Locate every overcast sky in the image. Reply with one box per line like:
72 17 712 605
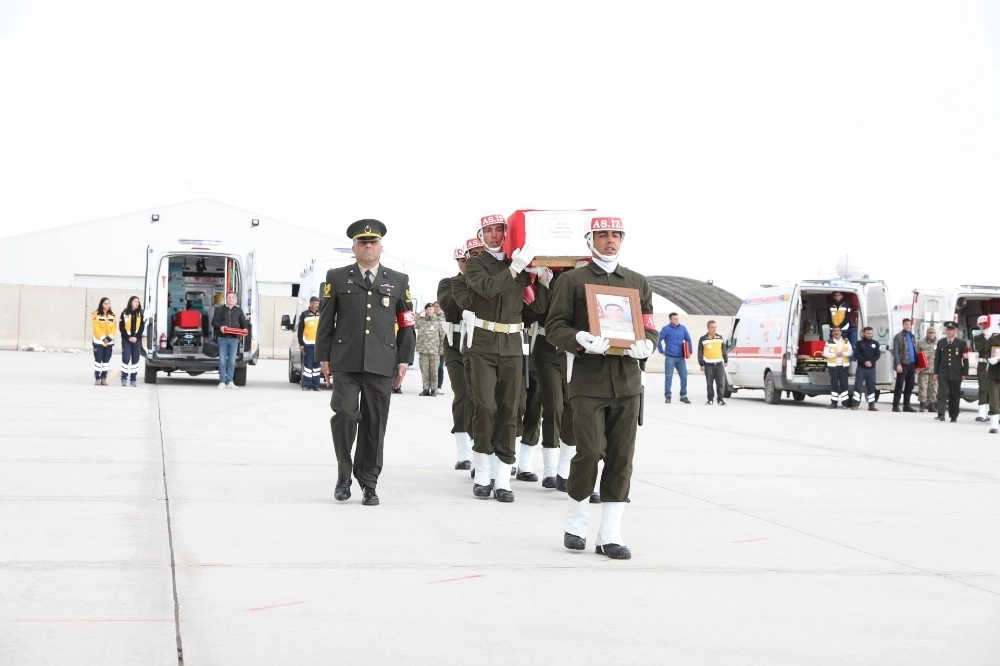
1 1 997 300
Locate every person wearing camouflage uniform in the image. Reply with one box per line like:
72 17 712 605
415 302 445 396
916 327 939 412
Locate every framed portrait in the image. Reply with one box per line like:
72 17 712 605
584 284 644 349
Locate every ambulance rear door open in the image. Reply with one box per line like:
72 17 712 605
784 288 802 384
864 282 895 386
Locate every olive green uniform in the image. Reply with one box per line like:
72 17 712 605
464 251 532 464
545 261 656 503
983 333 1000 416
934 335 969 420
315 263 415 489
973 333 990 410
437 274 469 433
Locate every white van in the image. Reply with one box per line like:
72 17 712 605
726 279 894 404
280 248 356 383
894 285 1000 402
142 240 260 385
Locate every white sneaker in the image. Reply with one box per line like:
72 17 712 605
437 388 446 395
227 383 238 390
218 383 225 390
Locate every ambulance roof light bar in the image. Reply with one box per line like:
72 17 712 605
178 239 223 250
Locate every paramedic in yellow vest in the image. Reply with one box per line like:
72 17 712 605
824 325 853 408
91 296 116 386
118 296 144 387
297 296 322 391
827 291 856 348
697 320 728 405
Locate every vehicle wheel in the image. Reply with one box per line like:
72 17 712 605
764 371 781 404
144 363 157 384
792 391 806 402
288 358 300 384
233 365 248 387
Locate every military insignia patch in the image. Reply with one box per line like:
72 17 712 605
381 297 390 308
405 288 412 303
323 283 332 298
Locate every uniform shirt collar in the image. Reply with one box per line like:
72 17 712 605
588 257 620 275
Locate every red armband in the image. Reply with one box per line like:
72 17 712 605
523 283 537 305
397 310 415 328
642 314 656 331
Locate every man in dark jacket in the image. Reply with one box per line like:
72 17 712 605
316 219 416 506
851 326 880 411
211 291 248 389
891 318 919 412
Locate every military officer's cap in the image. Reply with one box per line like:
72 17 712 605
346 219 387 241
943 321 958 330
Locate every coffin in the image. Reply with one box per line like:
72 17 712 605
502 209 595 268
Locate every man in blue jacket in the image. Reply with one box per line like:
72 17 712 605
657 312 693 404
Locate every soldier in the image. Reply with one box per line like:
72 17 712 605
851 326 880 411
437 247 473 470
315 219 416 506
546 215 657 560
982 319 1000 434
463 214 535 502
916 327 938 412
933 321 968 423
415 302 445 396
972 315 991 421
452 237 486 479
296 296 322 391
515 302 545 482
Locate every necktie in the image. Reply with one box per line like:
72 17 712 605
364 271 373 289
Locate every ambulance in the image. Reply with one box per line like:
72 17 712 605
142 240 260 385
726 278 895 404
894 285 1000 402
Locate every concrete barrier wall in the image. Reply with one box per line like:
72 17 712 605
0 284 299 359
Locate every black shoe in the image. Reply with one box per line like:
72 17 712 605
564 533 586 551
975 416 987 422
542 476 556 489
494 488 514 502
705 400 713 405
664 397 671 404
828 403 838 409
589 492 601 504
919 404 926 412
868 405 877 411
392 387 402 394
455 460 471 471
419 389 430 396
936 415 946 421
361 487 379 506
515 471 538 482
510 467 516 477
430 389 437 396
334 480 351 502
311 386 320 391
892 406 901 412
950 417 957 423
596 543 632 560
470 468 475 479
903 406 917 413
555 475 568 492
717 400 726 406
473 483 492 499
680 397 691 404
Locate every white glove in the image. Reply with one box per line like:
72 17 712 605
576 330 610 355
509 244 535 273
988 356 999 366
526 266 553 287
626 339 655 359
462 310 476 346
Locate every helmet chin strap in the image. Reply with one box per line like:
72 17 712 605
587 237 619 263
478 228 504 253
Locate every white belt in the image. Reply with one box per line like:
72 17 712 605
448 323 462 334
474 318 523 334
703 359 723 364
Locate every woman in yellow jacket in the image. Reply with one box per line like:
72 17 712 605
91 297 116 386
118 295 144 387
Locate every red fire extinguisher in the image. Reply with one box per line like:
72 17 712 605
159 333 167 350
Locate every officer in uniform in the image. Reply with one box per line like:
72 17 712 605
546 215 657 560
437 246 473 470
933 321 968 423
972 315 991 421
981 317 1000 434
315 219 416 506
297 296 322 391
463 214 535 502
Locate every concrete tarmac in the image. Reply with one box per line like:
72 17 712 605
1 350 999 665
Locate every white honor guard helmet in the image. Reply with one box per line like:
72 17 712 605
453 247 466 260
585 214 625 261
464 236 484 258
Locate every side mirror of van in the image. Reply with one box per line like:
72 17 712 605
280 314 293 331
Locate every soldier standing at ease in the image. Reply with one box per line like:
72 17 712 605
851 326 880 410
933 321 968 423
437 246 473 470
972 315 991 422
463 214 536 502
316 219 416 506
546 215 657 560
982 319 1000 434
916 327 938 412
